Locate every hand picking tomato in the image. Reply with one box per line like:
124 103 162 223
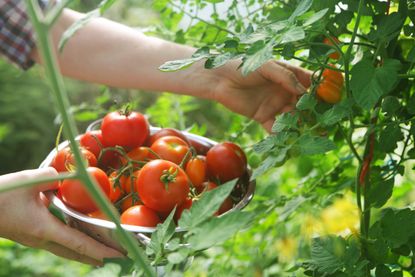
79 130 103 158
323 37 341 60
185 155 207 189
150 136 190 165
60 167 111 213
121 205 161 227
206 142 247 183
136 159 190 212
101 110 149 149
316 66 344 104
51 147 97 172
146 128 190 146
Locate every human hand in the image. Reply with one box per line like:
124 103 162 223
212 60 312 131
0 167 124 266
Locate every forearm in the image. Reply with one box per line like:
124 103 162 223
31 9 224 99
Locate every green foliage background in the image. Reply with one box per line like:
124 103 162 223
1 0 415 276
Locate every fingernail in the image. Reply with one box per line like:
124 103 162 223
296 83 307 94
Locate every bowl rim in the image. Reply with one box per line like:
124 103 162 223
40 120 256 234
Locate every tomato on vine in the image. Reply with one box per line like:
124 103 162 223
316 66 344 104
323 37 341 60
136 159 190 213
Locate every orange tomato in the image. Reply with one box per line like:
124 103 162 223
316 67 344 104
323 37 341 60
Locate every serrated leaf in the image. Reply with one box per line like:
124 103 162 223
252 147 288 179
351 59 401 110
159 56 207 72
304 8 329 26
319 103 350 126
59 10 100 52
380 208 415 248
178 180 237 229
205 52 239 69
88 258 133 277
241 41 274 76
167 248 190 264
272 113 299 132
253 132 291 153
294 134 336 155
188 211 255 251
296 94 317 111
281 26 305 44
310 236 346 274
289 0 313 21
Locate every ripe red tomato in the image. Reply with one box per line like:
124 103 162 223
119 194 143 212
101 111 149 149
316 67 344 104
60 167 111 213
79 130 103 158
120 205 161 227
206 142 247 183
150 136 190 165
136 159 190 213
185 155 207 189
146 128 189 146
51 147 97 172
323 37 341 60
121 147 157 165
108 171 125 203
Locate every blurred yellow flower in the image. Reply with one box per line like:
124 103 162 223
275 237 298 263
320 196 359 234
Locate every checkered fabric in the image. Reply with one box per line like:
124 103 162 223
0 0 47 70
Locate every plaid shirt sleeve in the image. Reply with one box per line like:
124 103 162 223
0 0 47 70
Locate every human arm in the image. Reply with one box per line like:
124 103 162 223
30 8 311 131
0 167 124 266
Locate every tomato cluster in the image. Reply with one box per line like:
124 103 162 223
50 110 248 227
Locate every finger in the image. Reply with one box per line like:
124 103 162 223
41 211 125 262
40 241 102 266
258 61 306 96
32 167 60 192
276 61 313 88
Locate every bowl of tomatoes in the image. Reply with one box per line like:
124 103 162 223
39 110 255 252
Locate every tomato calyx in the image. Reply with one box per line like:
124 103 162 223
119 104 132 117
160 166 179 190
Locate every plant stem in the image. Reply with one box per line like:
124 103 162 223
26 1 155 275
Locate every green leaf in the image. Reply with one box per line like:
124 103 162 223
159 57 206 72
296 94 317 111
87 258 133 277
351 59 401 110
379 123 404 153
382 96 401 115
272 112 299 132
205 52 239 69
178 180 237 229
289 0 313 21
281 27 305 44
380 208 415 248
367 177 394 208
98 0 117 13
319 103 350 126
167 248 190 265
293 134 336 155
188 211 255 251
148 209 176 258
303 8 329 26
252 147 289 179
374 13 405 42
241 41 274 76
253 132 292 153
310 236 346 274
59 10 100 52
